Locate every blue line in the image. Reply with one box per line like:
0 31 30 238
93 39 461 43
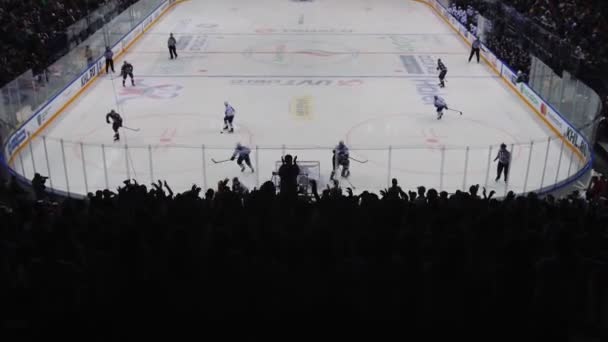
134 74 500 79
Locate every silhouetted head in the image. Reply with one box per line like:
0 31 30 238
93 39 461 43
284 154 293 164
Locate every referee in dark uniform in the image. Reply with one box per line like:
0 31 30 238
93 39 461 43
469 37 481 63
494 143 511 182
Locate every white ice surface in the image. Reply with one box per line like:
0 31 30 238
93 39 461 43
14 0 582 195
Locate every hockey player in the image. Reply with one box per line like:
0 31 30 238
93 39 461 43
434 95 448 120
223 101 236 133
121 61 135 87
330 140 350 180
230 143 254 172
168 33 178 59
105 109 123 141
437 58 448 88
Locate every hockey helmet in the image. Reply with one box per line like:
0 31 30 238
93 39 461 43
224 101 229 106
236 142 242 148
338 140 345 147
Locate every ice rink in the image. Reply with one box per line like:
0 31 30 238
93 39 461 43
13 0 584 195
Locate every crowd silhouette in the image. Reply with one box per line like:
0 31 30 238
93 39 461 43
0 155 606 339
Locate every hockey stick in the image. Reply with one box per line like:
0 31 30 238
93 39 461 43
211 158 231 164
447 108 463 115
342 177 356 190
349 156 368 164
122 126 140 132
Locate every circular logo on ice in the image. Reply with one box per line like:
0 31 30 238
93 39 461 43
243 40 359 67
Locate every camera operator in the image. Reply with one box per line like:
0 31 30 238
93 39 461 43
32 173 48 200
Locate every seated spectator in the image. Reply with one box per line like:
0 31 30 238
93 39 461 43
516 70 528 83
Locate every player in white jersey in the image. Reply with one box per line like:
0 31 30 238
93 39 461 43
434 95 448 120
223 101 236 133
230 143 254 172
330 140 350 180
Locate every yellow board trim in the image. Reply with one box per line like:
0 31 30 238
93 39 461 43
8 0 187 166
412 0 585 162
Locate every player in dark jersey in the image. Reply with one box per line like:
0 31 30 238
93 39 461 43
121 61 135 87
437 58 448 88
330 141 350 180
106 109 123 141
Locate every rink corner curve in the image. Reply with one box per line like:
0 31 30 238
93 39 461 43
1 0 185 196
410 0 593 196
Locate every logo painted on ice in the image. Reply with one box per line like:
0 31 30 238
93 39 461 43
390 36 416 52
254 28 353 34
243 40 358 67
230 79 363 86
196 23 218 29
413 79 445 105
118 81 183 105
400 55 437 75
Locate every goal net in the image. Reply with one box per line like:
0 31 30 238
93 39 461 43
273 160 321 196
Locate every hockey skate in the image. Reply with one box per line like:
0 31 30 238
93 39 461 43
229 128 234 133
114 133 120 142
240 164 246 172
